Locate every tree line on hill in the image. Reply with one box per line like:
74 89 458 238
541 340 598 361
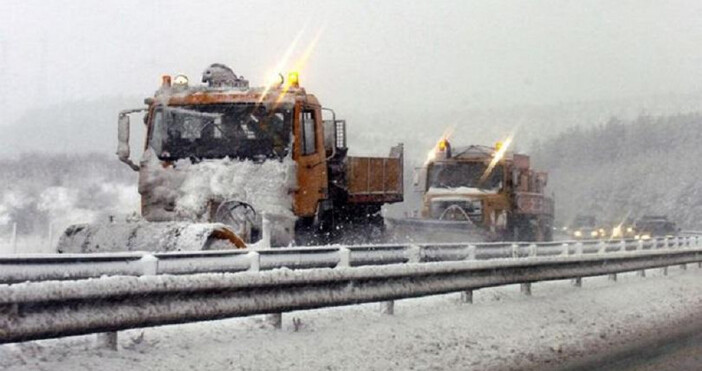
531 112 702 229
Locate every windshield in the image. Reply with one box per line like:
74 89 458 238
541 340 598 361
427 162 503 190
149 104 293 161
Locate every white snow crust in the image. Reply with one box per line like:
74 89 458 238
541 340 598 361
426 186 498 196
141 149 297 222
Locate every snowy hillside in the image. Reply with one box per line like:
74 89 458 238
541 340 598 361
531 113 702 228
0 153 138 253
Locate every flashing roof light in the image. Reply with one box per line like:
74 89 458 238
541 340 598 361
438 139 448 151
288 71 300 87
161 75 172 87
495 141 503 151
173 74 189 86
434 138 451 160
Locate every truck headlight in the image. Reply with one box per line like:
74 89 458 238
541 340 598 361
612 226 622 238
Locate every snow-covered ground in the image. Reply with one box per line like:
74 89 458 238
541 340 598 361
2 267 702 370
0 236 54 255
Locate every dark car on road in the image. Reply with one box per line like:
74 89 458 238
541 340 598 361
634 215 678 240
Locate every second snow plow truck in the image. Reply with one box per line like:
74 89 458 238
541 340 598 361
58 64 403 253
388 138 554 242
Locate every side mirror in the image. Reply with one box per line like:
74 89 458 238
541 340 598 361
117 109 144 171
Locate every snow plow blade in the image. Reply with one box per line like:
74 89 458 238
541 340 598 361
57 222 246 254
385 217 488 243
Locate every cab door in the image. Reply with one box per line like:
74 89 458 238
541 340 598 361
293 103 328 217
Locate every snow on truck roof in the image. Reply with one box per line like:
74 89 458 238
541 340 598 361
148 65 313 107
446 145 517 161
152 85 301 106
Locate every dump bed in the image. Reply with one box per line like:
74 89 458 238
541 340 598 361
346 144 403 204
514 192 555 216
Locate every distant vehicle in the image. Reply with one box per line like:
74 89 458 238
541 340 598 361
570 215 601 239
610 218 636 239
634 215 678 240
387 139 554 242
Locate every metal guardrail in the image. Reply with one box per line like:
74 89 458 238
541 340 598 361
1 245 701 344
681 230 702 236
0 236 694 284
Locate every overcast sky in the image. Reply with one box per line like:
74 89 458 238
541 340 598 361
1 0 702 127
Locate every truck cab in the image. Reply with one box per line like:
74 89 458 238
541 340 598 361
417 139 553 241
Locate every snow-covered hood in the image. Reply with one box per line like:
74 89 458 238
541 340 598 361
139 149 297 222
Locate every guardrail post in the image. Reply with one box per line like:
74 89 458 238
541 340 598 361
597 241 606 254
96 253 159 350
680 263 687 271
662 266 668 276
96 332 118 351
266 313 283 329
247 251 281 328
663 237 670 249
633 240 646 277
608 273 617 282
379 300 394 315
467 245 476 260
248 251 260 272
406 245 422 263
460 290 473 304
139 253 159 276
520 283 532 296
572 242 583 287
528 244 537 258
561 243 569 256
337 247 351 268
511 243 519 258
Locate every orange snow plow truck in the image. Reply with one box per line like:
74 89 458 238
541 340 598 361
58 64 403 253
387 139 553 242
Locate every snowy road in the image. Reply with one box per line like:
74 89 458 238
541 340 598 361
596 330 702 371
2 267 702 370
